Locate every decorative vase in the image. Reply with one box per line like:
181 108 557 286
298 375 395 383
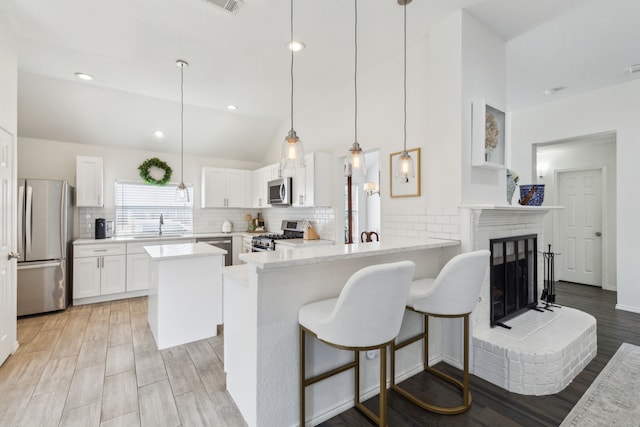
506 177 516 205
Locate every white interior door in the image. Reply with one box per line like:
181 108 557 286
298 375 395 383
558 169 602 286
0 126 15 365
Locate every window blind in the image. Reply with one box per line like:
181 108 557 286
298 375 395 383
115 180 193 236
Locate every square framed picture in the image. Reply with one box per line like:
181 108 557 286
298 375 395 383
390 147 421 198
472 100 509 169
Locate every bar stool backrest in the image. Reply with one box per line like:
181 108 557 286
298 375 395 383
412 250 490 316
315 261 415 348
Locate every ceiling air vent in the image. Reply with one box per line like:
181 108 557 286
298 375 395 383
204 0 243 14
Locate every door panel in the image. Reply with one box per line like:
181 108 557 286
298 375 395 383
17 261 66 316
558 169 602 286
24 179 63 261
0 126 14 365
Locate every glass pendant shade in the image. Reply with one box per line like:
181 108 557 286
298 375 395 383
395 150 414 183
280 129 305 171
344 141 367 183
176 182 189 202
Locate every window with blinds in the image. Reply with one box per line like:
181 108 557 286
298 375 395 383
115 181 193 236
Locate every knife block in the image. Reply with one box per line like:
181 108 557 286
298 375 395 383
303 226 319 240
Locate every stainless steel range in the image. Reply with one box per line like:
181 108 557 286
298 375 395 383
251 220 305 252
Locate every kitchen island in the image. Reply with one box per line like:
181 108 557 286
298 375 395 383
224 237 460 427
145 242 226 350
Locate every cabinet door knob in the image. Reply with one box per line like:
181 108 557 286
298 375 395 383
7 251 20 260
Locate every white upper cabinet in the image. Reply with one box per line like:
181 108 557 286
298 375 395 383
292 152 332 207
76 156 104 207
251 166 270 208
201 167 250 208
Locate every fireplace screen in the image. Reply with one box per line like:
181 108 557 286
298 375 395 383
490 234 538 327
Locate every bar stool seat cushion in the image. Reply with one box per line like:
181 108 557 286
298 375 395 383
299 297 338 333
410 250 490 316
407 278 436 305
298 261 416 348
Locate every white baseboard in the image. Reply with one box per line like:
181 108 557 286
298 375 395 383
616 304 640 314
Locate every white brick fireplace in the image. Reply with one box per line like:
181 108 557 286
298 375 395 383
460 206 597 395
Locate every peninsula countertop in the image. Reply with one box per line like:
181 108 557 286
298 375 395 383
238 237 460 270
144 242 226 260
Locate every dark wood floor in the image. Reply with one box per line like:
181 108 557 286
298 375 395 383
320 281 640 427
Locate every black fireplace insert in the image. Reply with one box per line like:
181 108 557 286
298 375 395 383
490 234 538 327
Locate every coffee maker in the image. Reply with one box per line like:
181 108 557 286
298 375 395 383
95 218 106 239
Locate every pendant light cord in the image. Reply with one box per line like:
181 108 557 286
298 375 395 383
403 2 407 152
290 0 294 131
180 63 185 183
354 0 358 144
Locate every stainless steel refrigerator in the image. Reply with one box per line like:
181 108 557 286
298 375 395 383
17 179 73 316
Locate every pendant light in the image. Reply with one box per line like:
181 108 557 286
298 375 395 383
345 0 366 245
344 0 367 183
280 0 305 173
176 59 190 202
395 0 415 183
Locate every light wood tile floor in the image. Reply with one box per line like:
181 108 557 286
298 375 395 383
0 297 247 427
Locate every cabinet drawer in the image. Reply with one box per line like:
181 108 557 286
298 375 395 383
75 243 126 258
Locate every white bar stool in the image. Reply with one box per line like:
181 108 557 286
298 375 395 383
299 261 415 426
390 250 490 415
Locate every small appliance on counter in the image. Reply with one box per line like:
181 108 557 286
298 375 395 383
106 220 114 238
95 218 107 239
222 220 233 233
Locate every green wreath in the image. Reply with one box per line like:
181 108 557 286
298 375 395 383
138 157 173 186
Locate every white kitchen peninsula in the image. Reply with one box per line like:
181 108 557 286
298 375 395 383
224 238 460 427
145 242 226 350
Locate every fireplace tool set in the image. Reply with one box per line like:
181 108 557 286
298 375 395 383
541 244 561 310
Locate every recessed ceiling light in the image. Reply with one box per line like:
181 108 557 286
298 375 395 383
287 40 305 52
75 72 93 81
226 105 238 111
152 130 165 139
627 64 640 74
544 87 565 96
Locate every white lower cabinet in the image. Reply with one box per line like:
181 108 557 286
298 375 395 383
74 238 195 303
126 253 150 292
73 243 127 300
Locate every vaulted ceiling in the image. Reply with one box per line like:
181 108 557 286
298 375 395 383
1 0 638 162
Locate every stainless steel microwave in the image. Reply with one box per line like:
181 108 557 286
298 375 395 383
268 177 292 206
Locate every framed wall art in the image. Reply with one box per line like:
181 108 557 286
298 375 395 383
472 100 509 169
390 147 420 198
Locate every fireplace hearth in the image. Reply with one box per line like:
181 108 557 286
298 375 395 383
490 234 538 327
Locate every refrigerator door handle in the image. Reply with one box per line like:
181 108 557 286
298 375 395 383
18 184 24 260
25 185 33 255
60 182 66 257
17 261 62 270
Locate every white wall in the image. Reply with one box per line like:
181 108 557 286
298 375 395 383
461 12 507 205
537 140 617 290
510 79 640 313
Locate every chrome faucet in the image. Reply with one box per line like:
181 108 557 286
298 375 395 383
159 214 164 235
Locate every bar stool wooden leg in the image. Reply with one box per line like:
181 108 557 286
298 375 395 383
380 346 387 426
299 325 306 427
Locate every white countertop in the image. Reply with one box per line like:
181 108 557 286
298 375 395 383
144 242 226 260
274 238 335 249
73 231 269 245
239 237 460 270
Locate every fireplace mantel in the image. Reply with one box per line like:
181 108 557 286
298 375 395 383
460 205 563 227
